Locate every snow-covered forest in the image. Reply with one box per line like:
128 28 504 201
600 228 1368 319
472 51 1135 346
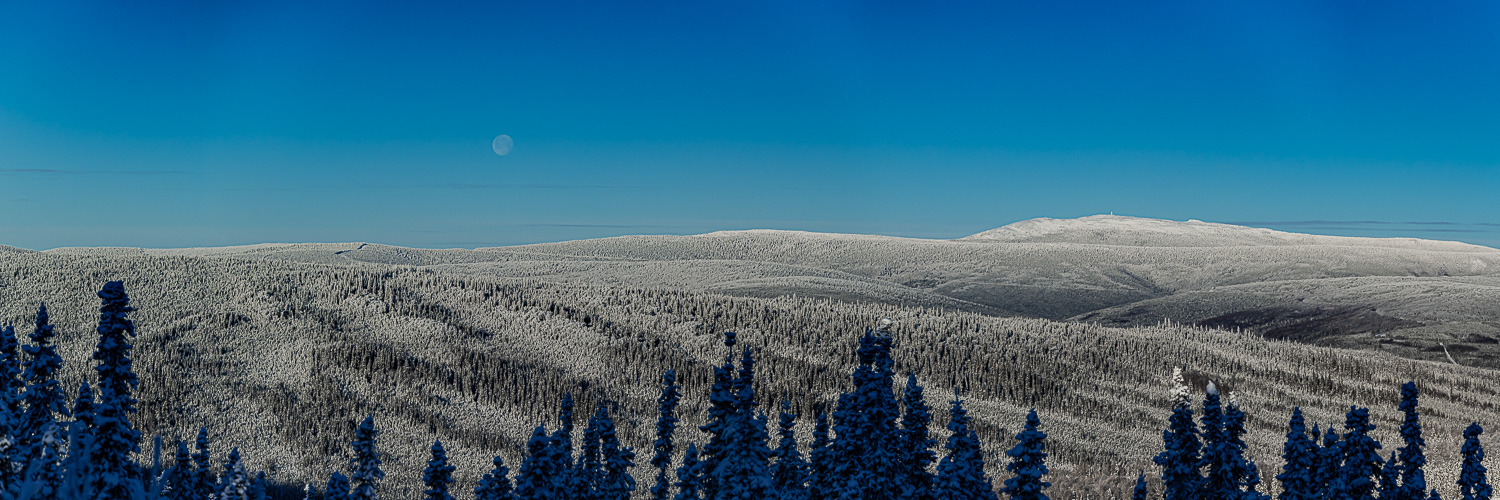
0 280 1491 500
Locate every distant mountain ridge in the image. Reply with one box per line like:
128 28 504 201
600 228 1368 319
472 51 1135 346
15 215 1500 367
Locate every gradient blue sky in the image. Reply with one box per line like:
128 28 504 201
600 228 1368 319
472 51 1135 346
4 1 1500 249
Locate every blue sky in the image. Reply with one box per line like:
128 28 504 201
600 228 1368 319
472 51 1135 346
4 1 1500 249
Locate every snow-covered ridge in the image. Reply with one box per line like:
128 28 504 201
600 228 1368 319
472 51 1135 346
961 215 1495 251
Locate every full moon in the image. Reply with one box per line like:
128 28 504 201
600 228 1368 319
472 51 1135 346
492 134 514 156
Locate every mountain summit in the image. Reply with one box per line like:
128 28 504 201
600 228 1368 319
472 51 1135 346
961 214 1490 250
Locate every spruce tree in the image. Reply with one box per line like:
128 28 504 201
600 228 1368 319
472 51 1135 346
192 426 214 500
164 441 194 500
596 405 637 500
699 332 739 500
574 406 605 499
934 398 997 500
1201 383 1239 500
220 447 250 500
899 374 936 500
1336 407 1384 500
1458 423 1491 500
1225 393 1264 499
475 455 517 500
71 382 94 437
1134 472 1149 500
807 411 834 500
1155 368 1202 500
1396 383 1427 500
516 426 558 500
553 393 576 492
1380 454 1400 500
326 472 352 500
1276 408 1317 500
675 443 704 500
26 423 64 500
712 348 775 500
422 439 456 500
770 401 809 500
350 414 385 500
250 471 268 500
1001 409 1050 500
1318 425 1342 493
19 303 69 464
89 281 144 499
652 370 682 500
0 324 22 491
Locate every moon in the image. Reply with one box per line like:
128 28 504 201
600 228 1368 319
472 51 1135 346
492 134 514 156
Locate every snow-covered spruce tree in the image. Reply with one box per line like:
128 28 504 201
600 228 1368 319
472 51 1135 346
1380 454 1401 500
250 470 268 500
1276 408 1317 500
1335 406 1384 500
552 393 576 490
573 406 605 499
824 330 901 500
349 414 385 500
1000 409 1050 500
326 471 352 500
769 401 809 500
934 397 997 500
164 441 193 500
1397 382 1428 500
596 405 637 500
19 303 69 465
674 443 703 500
0 324 22 492
422 439 456 500
192 426 214 500
1200 383 1239 500
1155 368 1202 500
220 447 250 500
1134 472 1149 500
1316 424 1342 493
515 426 558 500
1224 392 1264 499
899 374 935 500
71 382 94 440
711 347 774 500
474 455 517 500
1458 423 1491 500
698 332 739 500
807 411 833 500
651 370 682 500
89 280 144 499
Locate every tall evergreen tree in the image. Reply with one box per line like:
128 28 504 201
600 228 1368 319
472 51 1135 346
192 426 214 500
163 441 193 500
220 447 250 500
0 324 22 492
1458 423 1491 500
699 333 739 500
934 398 997 500
475 455 518 500
89 280 144 500
1276 408 1317 500
1317 425 1343 494
675 443 704 500
770 401 809 500
250 471 268 500
1396 383 1427 500
26 423 64 500
326 472 352 500
1201 383 1240 500
552 393 576 491
807 411 834 500
19 303 69 464
899 374 936 500
1134 472 1150 500
422 439 456 500
1380 454 1400 500
1001 409 1050 500
349 414 385 500
1336 407 1384 500
71 382 94 437
712 348 775 500
1155 368 1202 500
516 426 559 500
1225 393 1263 499
573 406 606 500
652 370 682 500
596 405 637 500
